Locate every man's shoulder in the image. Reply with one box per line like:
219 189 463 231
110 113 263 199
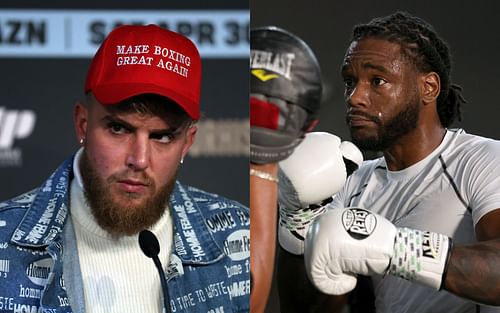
172 182 249 233
446 129 500 160
0 157 73 244
0 189 40 241
0 188 39 214
173 182 249 212
0 156 73 217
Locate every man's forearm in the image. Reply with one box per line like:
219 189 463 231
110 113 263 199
444 239 500 306
250 163 278 313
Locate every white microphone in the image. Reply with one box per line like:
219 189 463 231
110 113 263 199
139 230 171 313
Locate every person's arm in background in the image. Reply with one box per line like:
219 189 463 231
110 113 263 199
250 163 279 313
249 26 324 312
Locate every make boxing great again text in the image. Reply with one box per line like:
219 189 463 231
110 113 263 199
115 44 191 78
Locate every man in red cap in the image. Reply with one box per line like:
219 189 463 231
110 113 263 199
0 25 249 313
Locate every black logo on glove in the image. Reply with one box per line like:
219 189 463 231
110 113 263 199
342 208 377 240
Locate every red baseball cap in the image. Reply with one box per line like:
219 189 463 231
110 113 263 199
85 24 202 120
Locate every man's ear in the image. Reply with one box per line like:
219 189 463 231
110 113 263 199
420 72 440 105
181 125 197 160
74 102 88 144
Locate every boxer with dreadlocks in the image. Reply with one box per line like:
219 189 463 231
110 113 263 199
279 11 500 313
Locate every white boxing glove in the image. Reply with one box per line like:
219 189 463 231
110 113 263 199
305 208 453 295
278 132 363 255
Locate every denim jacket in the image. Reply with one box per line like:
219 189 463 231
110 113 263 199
0 156 250 313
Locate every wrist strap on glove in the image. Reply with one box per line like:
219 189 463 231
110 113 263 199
279 198 332 236
278 197 333 255
389 228 453 290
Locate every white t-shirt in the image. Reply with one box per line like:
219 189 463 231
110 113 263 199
331 129 500 313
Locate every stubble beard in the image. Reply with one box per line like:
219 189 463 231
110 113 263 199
79 151 176 237
348 94 421 152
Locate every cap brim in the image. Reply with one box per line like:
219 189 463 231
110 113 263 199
92 83 200 120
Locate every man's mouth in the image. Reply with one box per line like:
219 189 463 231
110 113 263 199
116 179 149 193
347 114 377 127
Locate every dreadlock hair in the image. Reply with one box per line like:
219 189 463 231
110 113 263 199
351 11 466 127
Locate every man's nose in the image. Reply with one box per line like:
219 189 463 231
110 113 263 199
346 82 370 109
126 135 150 171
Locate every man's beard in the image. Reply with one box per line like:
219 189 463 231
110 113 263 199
79 152 176 237
347 95 420 152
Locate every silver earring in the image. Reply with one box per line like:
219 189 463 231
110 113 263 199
180 158 184 164
79 138 84 145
